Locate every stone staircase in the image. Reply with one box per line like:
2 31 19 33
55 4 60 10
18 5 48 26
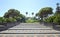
0 23 60 37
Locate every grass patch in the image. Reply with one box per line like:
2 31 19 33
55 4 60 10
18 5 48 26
26 19 39 23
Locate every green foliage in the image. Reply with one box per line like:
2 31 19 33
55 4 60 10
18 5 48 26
26 12 28 15
53 14 60 24
19 14 26 22
0 17 7 23
32 12 34 15
4 9 20 18
44 16 55 23
14 16 20 20
44 14 60 25
0 17 17 23
38 7 53 21
26 17 39 23
26 19 34 23
54 12 60 16
3 9 26 22
0 17 4 23
6 17 16 23
39 7 53 17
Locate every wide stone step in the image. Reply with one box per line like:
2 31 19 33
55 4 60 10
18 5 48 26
0 23 60 37
0 34 60 37
0 29 60 34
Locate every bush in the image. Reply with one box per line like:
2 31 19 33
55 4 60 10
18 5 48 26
44 16 55 23
6 17 16 23
26 19 34 23
26 18 39 23
44 14 60 25
53 14 60 25
0 17 7 23
0 17 3 23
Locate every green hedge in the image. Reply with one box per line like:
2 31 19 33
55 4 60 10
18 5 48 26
0 17 6 23
0 17 17 23
44 14 60 25
53 14 60 25
44 16 55 23
6 17 17 23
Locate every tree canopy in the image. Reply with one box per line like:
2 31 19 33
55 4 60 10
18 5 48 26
39 7 53 17
38 7 53 21
4 9 20 18
3 9 26 22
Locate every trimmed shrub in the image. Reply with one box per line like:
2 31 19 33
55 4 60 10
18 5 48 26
6 17 16 23
44 16 55 23
44 14 60 25
53 14 60 25
0 17 7 23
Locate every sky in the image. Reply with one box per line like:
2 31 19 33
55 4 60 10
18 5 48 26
0 0 60 17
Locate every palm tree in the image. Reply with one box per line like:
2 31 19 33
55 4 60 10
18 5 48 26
26 12 28 15
32 12 34 17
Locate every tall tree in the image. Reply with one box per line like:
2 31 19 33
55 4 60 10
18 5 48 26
32 12 34 15
26 12 28 15
56 3 60 13
55 3 60 15
32 12 34 17
4 9 20 18
38 7 53 21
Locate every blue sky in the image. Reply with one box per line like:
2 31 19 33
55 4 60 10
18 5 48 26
0 0 60 17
